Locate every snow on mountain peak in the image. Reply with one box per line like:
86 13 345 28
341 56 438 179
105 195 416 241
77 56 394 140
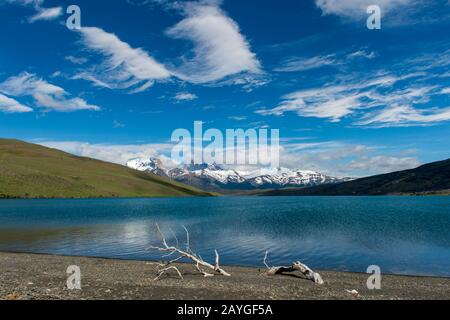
126 158 168 176
126 157 345 190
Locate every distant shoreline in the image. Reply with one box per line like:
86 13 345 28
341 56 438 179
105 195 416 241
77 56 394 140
1 252 449 300
0 195 210 200
1 193 450 200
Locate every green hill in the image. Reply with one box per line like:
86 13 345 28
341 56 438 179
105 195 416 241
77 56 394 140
0 139 212 199
260 158 450 196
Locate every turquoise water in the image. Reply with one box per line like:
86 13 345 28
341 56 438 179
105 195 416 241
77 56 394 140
0 196 449 277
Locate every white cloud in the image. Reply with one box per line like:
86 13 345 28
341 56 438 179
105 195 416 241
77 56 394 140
279 142 421 177
37 141 173 165
315 0 415 19
65 56 88 65
274 54 336 72
224 74 270 92
6 0 43 7
347 50 377 60
346 155 421 173
256 68 450 126
255 81 374 121
166 2 262 84
274 49 377 73
315 0 450 25
0 72 100 112
28 6 62 23
0 93 33 113
228 116 247 121
75 27 172 92
174 92 198 101
358 105 450 127
6 0 62 23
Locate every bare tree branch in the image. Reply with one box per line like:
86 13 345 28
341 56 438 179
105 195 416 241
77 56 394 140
182 225 192 253
263 251 271 269
263 251 324 284
168 227 179 249
149 224 231 280
153 266 184 281
214 249 231 276
195 262 214 277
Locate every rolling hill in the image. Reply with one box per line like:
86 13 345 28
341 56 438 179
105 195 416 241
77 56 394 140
260 158 450 196
0 139 212 199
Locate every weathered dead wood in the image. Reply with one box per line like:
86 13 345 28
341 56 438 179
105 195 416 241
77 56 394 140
263 251 324 284
154 266 184 281
149 224 231 280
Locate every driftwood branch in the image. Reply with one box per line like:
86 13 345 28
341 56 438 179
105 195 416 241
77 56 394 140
149 224 231 280
263 251 324 284
154 266 184 281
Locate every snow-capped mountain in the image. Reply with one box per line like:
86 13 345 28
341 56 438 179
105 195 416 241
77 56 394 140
126 158 169 178
126 158 348 191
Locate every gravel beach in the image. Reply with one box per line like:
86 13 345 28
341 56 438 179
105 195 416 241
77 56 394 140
0 252 449 300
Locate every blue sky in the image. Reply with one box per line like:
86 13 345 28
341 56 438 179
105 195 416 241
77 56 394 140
0 0 449 177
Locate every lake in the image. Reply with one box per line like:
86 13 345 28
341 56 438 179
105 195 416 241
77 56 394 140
0 196 449 277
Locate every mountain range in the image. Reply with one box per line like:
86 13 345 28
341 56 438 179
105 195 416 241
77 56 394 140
126 158 350 191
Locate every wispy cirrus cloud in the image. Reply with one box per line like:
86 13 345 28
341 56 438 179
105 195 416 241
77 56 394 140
257 47 450 127
314 0 449 26
73 27 172 93
166 1 263 85
274 49 377 73
256 73 411 121
358 105 450 127
65 55 88 65
70 1 264 92
347 49 377 60
28 6 62 23
0 72 100 112
6 0 62 23
174 92 198 101
274 54 336 73
228 116 247 121
0 93 33 113
6 0 43 7
315 0 415 19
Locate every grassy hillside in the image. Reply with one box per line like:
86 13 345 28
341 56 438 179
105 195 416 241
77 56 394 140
0 139 212 199
260 158 450 196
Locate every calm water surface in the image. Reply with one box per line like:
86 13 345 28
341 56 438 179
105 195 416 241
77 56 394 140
0 196 449 277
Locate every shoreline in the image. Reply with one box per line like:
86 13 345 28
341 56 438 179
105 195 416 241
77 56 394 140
1 252 449 300
1 193 450 200
1 249 449 280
